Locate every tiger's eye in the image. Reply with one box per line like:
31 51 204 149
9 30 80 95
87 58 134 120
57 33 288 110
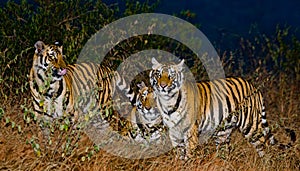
155 72 160 78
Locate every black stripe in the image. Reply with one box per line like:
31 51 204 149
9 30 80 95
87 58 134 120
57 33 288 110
262 122 268 128
33 98 40 107
77 64 90 83
34 109 44 115
182 121 191 133
50 79 57 84
43 56 48 67
45 92 53 98
225 81 238 106
83 63 96 80
239 104 246 132
228 79 241 102
97 68 105 105
261 106 267 120
33 81 39 92
243 124 252 135
39 54 43 65
216 94 224 123
235 78 246 99
67 65 75 73
200 81 209 114
57 79 64 97
226 96 232 115
198 81 210 131
250 132 264 143
37 73 44 83
158 99 168 115
249 97 257 131
98 68 113 106
167 90 181 115
72 67 85 92
33 108 54 119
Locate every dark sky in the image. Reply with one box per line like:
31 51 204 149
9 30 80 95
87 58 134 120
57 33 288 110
104 0 300 50
1 0 299 50
155 0 300 48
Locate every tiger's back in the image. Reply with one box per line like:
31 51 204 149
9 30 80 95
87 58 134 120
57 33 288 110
196 77 273 156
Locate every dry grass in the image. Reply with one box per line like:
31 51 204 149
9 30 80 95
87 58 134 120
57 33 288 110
0 76 299 171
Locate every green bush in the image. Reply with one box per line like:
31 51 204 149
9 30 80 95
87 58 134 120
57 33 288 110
223 26 300 82
0 0 159 102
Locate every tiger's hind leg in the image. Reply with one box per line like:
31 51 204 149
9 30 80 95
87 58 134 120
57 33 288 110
215 127 234 157
215 127 234 146
214 115 238 157
246 128 272 157
243 105 276 157
241 123 269 157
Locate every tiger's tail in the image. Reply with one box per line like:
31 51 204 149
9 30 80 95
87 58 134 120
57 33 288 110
255 103 296 156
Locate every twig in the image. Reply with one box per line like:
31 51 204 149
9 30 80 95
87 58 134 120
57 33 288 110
56 10 98 27
1 47 33 78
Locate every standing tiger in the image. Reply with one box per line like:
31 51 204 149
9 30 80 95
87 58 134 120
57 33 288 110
149 57 295 159
29 41 116 126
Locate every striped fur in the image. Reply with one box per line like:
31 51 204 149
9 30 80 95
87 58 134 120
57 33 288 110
149 57 289 159
29 41 116 124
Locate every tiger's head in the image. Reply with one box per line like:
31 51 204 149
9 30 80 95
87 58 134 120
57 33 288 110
135 81 160 123
33 41 67 79
149 58 185 96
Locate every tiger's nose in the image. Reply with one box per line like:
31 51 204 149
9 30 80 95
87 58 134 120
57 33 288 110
145 106 151 110
160 82 167 88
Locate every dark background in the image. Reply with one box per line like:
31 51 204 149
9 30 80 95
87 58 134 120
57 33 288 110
103 0 300 50
1 0 299 50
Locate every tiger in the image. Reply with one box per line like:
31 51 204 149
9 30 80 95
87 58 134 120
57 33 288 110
29 41 117 128
115 76 167 145
149 57 296 159
130 81 167 144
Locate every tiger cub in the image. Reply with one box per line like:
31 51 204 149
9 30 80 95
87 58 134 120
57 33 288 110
130 82 167 144
115 77 167 144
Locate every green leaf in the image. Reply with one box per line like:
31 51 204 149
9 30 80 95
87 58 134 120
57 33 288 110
81 156 86 162
5 117 10 124
18 125 22 133
0 108 4 120
26 117 31 124
59 124 64 131
105 109 109 117
11 121 15 128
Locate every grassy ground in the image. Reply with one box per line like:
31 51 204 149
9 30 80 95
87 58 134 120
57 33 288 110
0 71 299 171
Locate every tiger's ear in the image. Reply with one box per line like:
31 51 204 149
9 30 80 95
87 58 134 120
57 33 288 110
58 46 63 54
176 59 185 72
137 81 146 89
34 41 45 54
55 41 63 54
151 57 161 69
